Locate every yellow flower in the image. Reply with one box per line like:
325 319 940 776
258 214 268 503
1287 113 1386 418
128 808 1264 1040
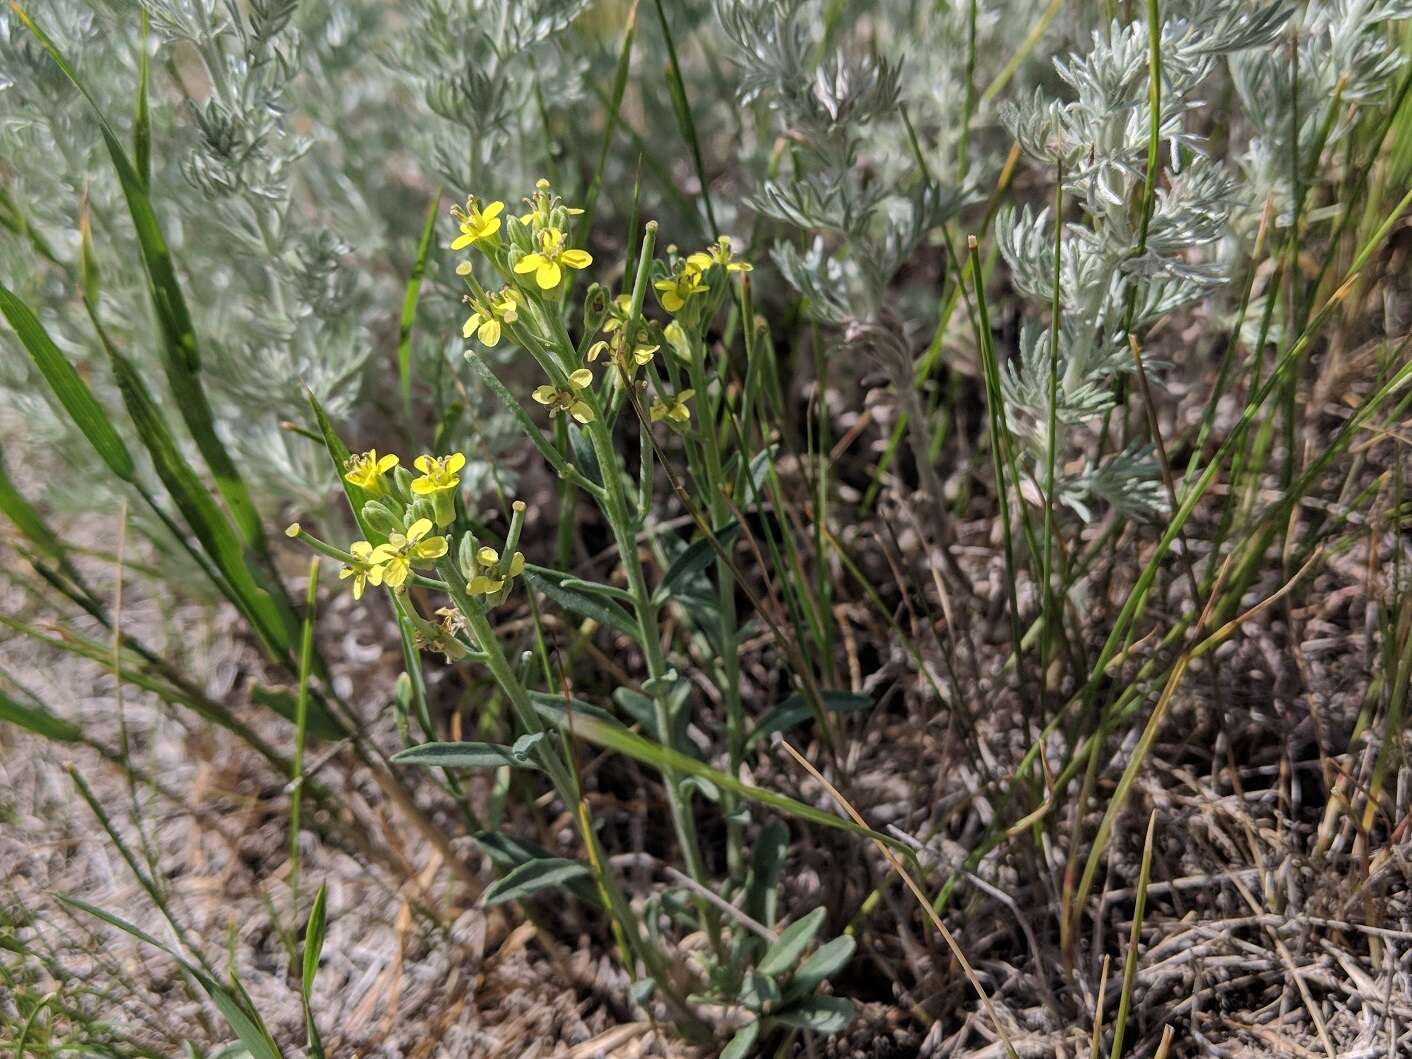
371 518 448 590
601 293 633 333
688 235 752 274
344 450 399 496
450 197 504 249
513 227 593 291
466 544 526 596
650 389 695 424
462 288 521 346
520 178 585 229
532 371 595 424
654 262 708 313
588 336 657 368
339 540 387 600
411 452 465 497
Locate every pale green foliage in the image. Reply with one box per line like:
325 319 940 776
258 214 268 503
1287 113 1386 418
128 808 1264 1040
997 2 1292 521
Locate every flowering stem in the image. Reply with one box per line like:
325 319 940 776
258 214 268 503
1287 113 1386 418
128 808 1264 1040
439 558 707 1035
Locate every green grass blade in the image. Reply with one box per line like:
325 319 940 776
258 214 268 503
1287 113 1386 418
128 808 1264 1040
100 329 301 664
14 2 267 555
398 187 441 417
0 689 83 743
651 0 719 237
0 281 135 480
581 0 637 232
134 6 150 186
288 557 320 915
569 713 912 854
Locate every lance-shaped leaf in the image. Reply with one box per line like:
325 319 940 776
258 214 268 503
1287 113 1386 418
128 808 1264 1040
14 3 266 555
482 857 592 907
0 282 134 480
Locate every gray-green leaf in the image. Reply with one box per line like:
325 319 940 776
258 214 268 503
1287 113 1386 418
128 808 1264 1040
758 907 826 976
482 858 591 906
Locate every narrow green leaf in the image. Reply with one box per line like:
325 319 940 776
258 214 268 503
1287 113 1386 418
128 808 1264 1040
58 894 286 1059
758 907 826 976
525 567 640 640
392 740 542 771
481 857 591 907
0 282 134 480
745 820 789 926
102 335 300 663
472 831 603 908
654 521 740 603
200 977 287 1059
134 7 150 187
746 690 872 748
301 883 327 998
773 995 855 1033
650 0 718 237
306 388 373 539
398 187 441 415
57 894 173 956
581 0 638 230
568 715 912 852
528 690 622 729
0 690 82 743
15 3 266 554
0 445 63 559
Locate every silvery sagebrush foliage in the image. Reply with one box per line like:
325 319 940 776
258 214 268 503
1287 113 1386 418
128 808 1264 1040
384 0 591 193
995 1 1293 522
0 0 607 546
715 0 979 328
1230 0 1412 218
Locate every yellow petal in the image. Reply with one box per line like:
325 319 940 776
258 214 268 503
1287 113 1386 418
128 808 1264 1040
483 200 504 220
532 385 557 405
568 368 593 389
462 312 483 339
406 517 433 542
377 454 399 473
514 253 544 275
414 537 449 560
560 249 592 269
450 234 475 250
410 477 436 495
414 454 434 474
446 452 466 474
569 401 594 424
477 546 500 565
479 318 501 346
382 560 408 589
509 552 525 576
536 260 562 289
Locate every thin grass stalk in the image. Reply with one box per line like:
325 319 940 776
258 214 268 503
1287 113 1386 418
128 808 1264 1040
1108 811 1156 1059
288 557 320 919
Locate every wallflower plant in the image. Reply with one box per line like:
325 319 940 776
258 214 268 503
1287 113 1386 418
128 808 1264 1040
283 180 866 1051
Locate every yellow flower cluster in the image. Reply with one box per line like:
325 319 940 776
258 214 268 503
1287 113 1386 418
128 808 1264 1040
341 518 449 598
532 368 595 424
654 235 751 315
